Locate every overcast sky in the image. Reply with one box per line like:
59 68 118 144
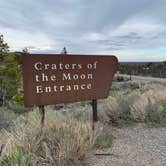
0 0 166 61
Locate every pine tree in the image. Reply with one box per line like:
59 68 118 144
0 35 22 106
0 35 9 54
61 47 67 54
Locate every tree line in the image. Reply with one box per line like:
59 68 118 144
119 62 166 78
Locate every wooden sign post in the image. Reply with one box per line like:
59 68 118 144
39 105 45 127
22 54 118 129
92 99 97 130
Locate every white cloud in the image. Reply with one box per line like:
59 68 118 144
0 27 59 52
81 32 107 42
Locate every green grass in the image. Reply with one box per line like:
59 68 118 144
94 124 113 148
101 141 112 148
1 150 31 166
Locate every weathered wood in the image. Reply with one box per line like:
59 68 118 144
92 99 98 130
39 105 45 127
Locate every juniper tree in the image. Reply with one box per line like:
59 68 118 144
0 35 22 106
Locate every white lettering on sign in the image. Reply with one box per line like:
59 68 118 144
34 62 42 70
34 61 98 94
35 74 57 82
62 73 93 81
36 83 92 93
34 62 84 71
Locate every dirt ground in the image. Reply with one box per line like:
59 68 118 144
90 124 166 166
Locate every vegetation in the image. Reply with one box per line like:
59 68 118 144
145 101 166 127
99 81 166 127
0 110 98 166
119 62 166 78
0 35 22 107
94 124 113 148
0 80 165 165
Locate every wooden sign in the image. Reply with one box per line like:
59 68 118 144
22 54 118 107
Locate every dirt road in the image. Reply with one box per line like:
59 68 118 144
90 124 166 166
118 74 166 83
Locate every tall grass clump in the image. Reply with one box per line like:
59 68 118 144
0 108 18 131
94 124 114 148
98 95 136 127
100 83 166 127
145 101 166 127
0 110 97 166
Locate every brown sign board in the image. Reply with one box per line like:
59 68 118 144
22 54 118 107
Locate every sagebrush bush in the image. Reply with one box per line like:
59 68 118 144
145 101 166 126
100 82 166 126
130 97 156 121
116 76 125 82
0 108 18 131
98 95 134 126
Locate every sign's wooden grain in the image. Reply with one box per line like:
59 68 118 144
22 54 118 107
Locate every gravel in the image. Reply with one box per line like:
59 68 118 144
90 124 166 166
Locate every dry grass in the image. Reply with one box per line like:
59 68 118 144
0 110 98 166
0 107 18 131
130 86 166 121
99 82 166 125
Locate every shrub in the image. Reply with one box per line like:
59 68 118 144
0 111 97 166
1 150 30 166
0 108 18 131
130 96 155 122
145 101 166 127
94 124 113 148
99 95 134 127
116 76 125 82
101 84 166 126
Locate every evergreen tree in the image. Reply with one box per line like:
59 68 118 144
61 47 67 54
0 35 22 106
0 35 9 54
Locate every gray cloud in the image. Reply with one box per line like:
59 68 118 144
0 0 157 33
0 0 166 60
